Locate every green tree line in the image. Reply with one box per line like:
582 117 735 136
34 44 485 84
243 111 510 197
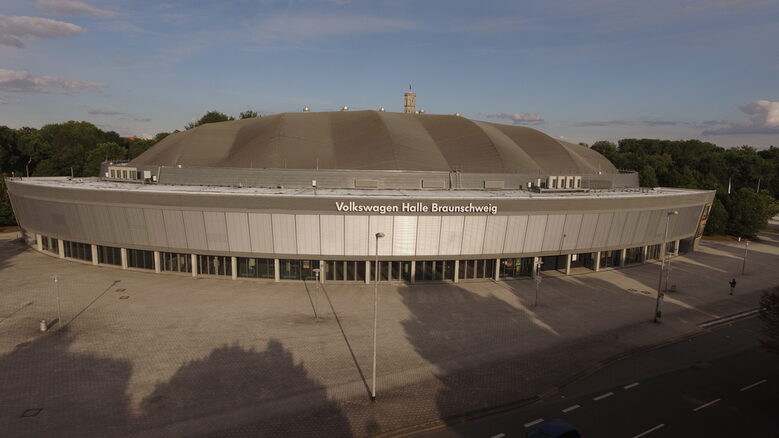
591 139 778 237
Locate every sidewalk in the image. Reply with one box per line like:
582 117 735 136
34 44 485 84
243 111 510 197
0 222 777 438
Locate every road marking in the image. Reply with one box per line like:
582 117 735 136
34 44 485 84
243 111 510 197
593 391 614 401
624 382 640 390
489 434 506 438
632 423 664 438
693 398 721 412
740 379 767 391
524 418 544 428
562 404 580 413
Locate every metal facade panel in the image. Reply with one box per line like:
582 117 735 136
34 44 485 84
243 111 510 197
125 207 149 246
670 205 701 239
319 215 344 256
503 215 528 254
344 215 369 256
591 213 613 248
523 215 547 253
541 214 566 251
225 212 251 253
561 214 582 251
606 212 627 247
644 210 664 242
76 203 100 242
632 210 651 245
91 205 114 244
415 216 442 256
461 216 487 255
62 203 85 241
619 211 640 246
439 216 464 255
247 213 274 253
108 206 132 245
182 210 208 250
295 214 321 255
369 215 393 256
39 200 68 238
203 211 229 251
162 210 188 249
575 213 598 250
272 214 297 255
393 216 417 256
483 215 508 254
143 209 169 247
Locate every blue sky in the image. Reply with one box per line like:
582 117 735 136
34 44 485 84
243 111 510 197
0 0 777 148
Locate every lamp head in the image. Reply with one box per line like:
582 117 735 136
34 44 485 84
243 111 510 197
376 232 385 239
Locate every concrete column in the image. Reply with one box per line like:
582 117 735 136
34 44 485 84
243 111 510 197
153 251 161 273
231 256 237 280
674 239 680 256
619 248 627 267
565 254 571 275
642 245 648 263
532 256 539 278
91 244 98 265
36 234 43 251
410 261 416 284
365 260 371 285
57 239 65 258
594 251 601 272
494 258 500 281
274 258 280 282
191 253 198 277
320 260 325 283
453 260 459 283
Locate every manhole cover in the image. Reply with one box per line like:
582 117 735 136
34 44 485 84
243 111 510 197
119 295 130 300
21 408 42 417
116 288 126 292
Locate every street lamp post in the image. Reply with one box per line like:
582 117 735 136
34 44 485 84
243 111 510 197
371 232 384 401
312 268 321 320
741 240 749 275
654 211 678 323
534 258 543 307
52 274 61 328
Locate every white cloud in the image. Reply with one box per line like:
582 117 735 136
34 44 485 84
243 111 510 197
35 0 118 18
703 100 779 135
252 13 415 41
487 112 544 124
0 13 83 47
0 69 106 94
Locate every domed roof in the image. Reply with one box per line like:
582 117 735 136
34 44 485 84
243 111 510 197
131 110 617 175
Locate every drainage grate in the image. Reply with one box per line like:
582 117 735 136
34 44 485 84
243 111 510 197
116 288 126 292
119 295 130 300
21 408 42 418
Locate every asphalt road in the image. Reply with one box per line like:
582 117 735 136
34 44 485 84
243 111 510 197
416 316 779 438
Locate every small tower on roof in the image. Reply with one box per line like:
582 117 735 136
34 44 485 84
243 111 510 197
404 84 416 114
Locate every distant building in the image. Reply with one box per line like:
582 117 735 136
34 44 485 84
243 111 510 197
6 94 713 283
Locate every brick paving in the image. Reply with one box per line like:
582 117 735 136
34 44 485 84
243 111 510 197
0 220 777 438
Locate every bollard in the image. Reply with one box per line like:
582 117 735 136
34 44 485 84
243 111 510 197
39 319 48 332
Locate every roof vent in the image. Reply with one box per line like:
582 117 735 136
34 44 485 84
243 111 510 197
341 106 349 112
303 107 310 112
379 107 385 112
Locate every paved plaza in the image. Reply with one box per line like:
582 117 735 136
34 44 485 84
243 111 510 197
1 220 778 438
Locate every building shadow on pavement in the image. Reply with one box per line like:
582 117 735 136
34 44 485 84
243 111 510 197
0 236 26 271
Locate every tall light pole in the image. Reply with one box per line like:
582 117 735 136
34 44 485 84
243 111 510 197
371 232 384 401
534 258 543 307
52 274 61 328
312 268 321 320
741 240 749 275
654 210 678 323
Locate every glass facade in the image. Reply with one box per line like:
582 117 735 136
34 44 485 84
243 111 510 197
599 250 621 268
97 245 122 266
42 235 59 253
414 260 455 281
646 244 661 260
499 257 533 278
458 259 497 280
280 259 319 280
625 247 644 265
63 240 92 261
540 255 567 272
162 252 192 273
324 260 366 281
198 255 231 276
238 257 274 279
127 248 154 270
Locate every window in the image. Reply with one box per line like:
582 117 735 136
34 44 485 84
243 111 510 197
498 258 532 279
237 257 274 279
279 259 319 280
42 235 59 253
625 247 644 265
63 240 92 261
162 252 192 273
197 255 231 276
127 248 154 269
646 244 661 260
98 245 122 265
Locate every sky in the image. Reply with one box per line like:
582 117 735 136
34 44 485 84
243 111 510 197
0 0 777 149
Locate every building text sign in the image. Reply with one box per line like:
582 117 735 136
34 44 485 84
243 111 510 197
335 201 498 215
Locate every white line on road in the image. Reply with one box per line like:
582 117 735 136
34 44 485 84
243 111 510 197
693 398 721 412
624 382 640 390
524 418 544 428
562 404 580 413
593 391 614 401
632 423 665 438
740 379 767 391
489 433 506 438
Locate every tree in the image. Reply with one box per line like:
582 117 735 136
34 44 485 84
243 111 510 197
239 110 259 119
591 141 617 161
0 126 22 174
129 138 156 159
83 142 127 176
759 288 779 355
186 111 234 129
0 175 15 226
704 198 728 235
725 188 775 237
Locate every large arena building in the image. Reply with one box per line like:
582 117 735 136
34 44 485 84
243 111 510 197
5 94 714 283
